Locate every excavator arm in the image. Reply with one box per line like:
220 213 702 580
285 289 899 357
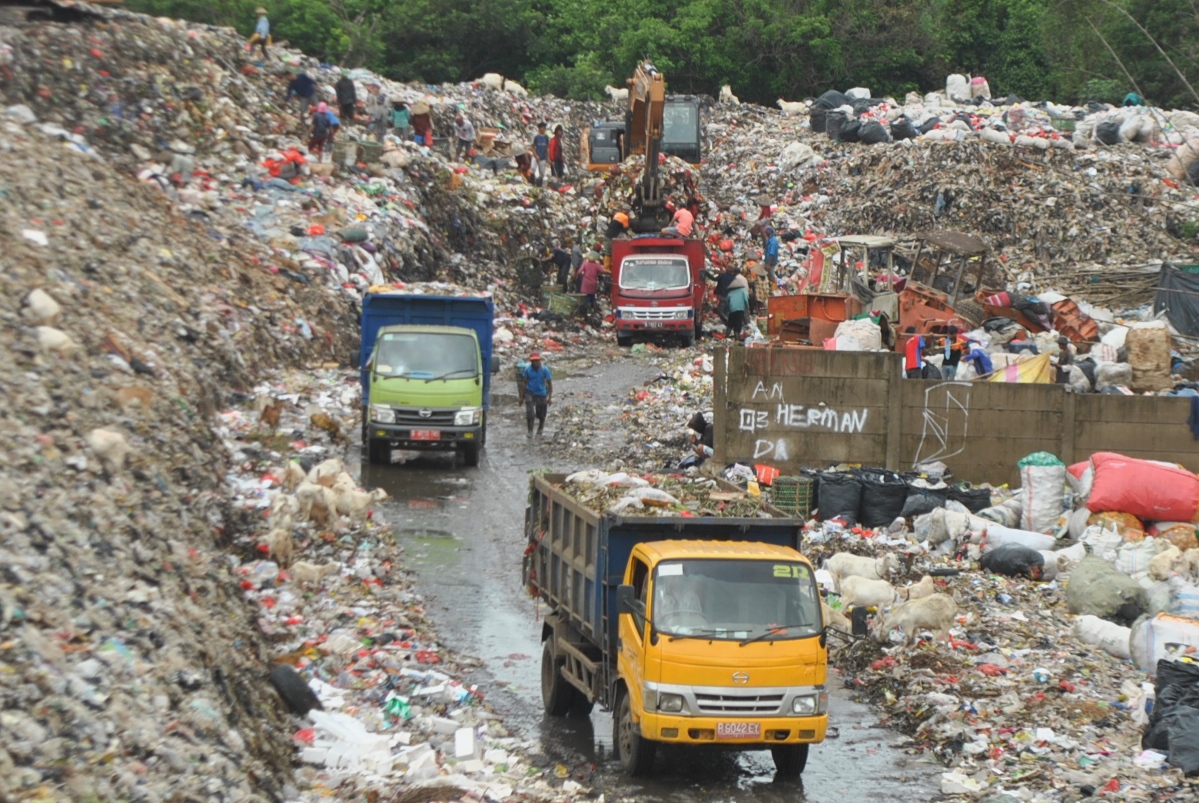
626 62 667 231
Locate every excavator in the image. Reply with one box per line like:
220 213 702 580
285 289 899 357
581 61 702 233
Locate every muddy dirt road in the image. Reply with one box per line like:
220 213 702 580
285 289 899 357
359 355 942 800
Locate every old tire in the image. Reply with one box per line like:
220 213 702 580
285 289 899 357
617 332 633 348
771 743 809 778
541 640 575 716
615 688 656 776
462 442 480 467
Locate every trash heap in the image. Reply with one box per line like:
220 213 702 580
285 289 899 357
216 375 584 801
731 449 1199 799
559 469 780 517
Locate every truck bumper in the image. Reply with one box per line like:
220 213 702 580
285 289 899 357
638 712 827 745
367 424 480 450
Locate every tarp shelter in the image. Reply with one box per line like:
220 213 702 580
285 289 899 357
1154 263 1199 336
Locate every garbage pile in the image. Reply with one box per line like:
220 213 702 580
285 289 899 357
217 375 584 801
558 468 780 517
738 448 1199 798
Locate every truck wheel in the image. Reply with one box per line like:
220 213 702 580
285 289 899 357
480 413 487 448
617 333 633 348
681 330 695 348
615 689 655 776
462 442 480 467
366 439 389 465
771 743 809 777
541 640 576 716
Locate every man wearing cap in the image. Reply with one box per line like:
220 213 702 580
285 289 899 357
335 71 357 121
518 354 553 437
453 114 477 161
248 7 271 60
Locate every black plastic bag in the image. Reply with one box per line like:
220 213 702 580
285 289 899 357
920 116 942 134
851 97 886 115
891 117 917 140
900 487 948 518
858 471 908 527
839 118 862 143
949 484 992 513
858 120 890 145
979 543 1045 578
270 665 324 715
817 472 861 524
1095 121 1121 146
921 363 943 380
1145 660 1199 751
1165 708 1199 775
825 111 849 140
810 90 850 135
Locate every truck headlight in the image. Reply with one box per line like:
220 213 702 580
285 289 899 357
370 405 395 424
792 695 817 715
453 407 481 426
676 310 691 319
657 693 684 713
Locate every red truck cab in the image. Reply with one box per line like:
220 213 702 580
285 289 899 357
611 236 706 347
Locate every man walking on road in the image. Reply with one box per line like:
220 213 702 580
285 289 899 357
519 353 553 437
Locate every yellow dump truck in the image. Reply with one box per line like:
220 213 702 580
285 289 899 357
523 473 828 777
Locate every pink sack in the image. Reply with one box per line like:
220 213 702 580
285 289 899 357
1087 452 1199 523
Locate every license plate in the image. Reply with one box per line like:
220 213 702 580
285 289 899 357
716 722 761 739
410 429 440 441
644 322 664 329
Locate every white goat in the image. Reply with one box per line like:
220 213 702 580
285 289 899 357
605 84 629 102
777 98 807 116
719 85 739 104
825 552 901 590
839 575 899 608
873 593 958 644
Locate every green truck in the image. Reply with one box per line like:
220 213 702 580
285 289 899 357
359 289 498 466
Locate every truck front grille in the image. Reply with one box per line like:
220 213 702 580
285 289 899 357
620 307 685 321
694 691 785 715
393 409 457 427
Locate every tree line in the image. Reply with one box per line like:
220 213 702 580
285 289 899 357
129 0 1199 109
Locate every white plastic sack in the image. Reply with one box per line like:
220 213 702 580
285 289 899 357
833 318 883 351
1115 538 1170 580
780 141 818 172
1141 576 1172 616
846 87 871 100
946 74 969 101
970 77 992 100
1069 506 1093 539
1130 613 1199 672
1119 115 1143 143
1073 614 1132 660
979 523 1056 553
1169 575 1199 618
1081 523 1126 564
979 127 1011 147
1095 361 1132 391
1020 463 1066 534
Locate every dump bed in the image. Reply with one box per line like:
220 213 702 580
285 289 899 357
359 292 494 407
524 473 804 660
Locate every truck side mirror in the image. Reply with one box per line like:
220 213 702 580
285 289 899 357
490 355 500 375
616 584 636 615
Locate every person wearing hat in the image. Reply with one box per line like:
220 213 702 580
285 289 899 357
453 113 477 161
725 266 750 340
518 353 553 437
334 71 357 121
308 102 339 159
548 124 566 178
366 82 390 141
248 7 271 60
531 122 550 186
576 250 606 310
409 102 433 146
390 100 411 141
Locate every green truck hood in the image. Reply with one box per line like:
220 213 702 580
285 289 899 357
370 375 482 408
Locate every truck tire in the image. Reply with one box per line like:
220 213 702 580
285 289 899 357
615 688 656 776
617 332 633 348
462 442 480 467
366 439 390 465
480 413 487 448
541 639 576 716
771 743 809 777
681 330 695 348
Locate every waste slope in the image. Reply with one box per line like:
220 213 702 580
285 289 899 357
0 122 354 799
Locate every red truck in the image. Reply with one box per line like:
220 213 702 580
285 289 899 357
611 236 706 347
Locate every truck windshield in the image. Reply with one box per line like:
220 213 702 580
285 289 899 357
373 333 477 380
652 560 822 641
620 258 690 291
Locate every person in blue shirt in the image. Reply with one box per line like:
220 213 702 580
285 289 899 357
518 352 553 437
531 122 550 186
726 268 750 340
248 7 271 60
763 226 780 283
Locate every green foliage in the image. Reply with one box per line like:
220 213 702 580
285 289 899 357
128 0 1199 107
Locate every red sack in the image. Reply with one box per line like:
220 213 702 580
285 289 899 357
1086 452 1199 523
